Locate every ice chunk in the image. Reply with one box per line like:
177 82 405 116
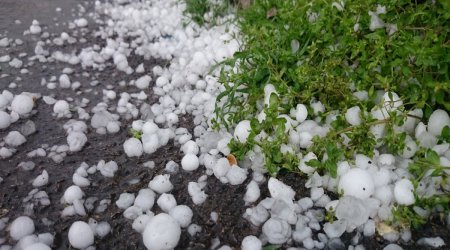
133 214 153 233
169 205 193 228
149 174 173 194
143 213 181 250
124 138 143 157
0 111 11 129
5 131 26 147
181 154 199 171
135 75 152 89
68 221 94 249
323 219 347 238
394 179 415 205
338 168 374 199
268 177 295 202
244 181 260 204
67 132 87 152
335 196 369 229
134 189 155 211
417 237 445 248
63 185 84 204
262 218 291 244
23 243 51 250
9 216 35 240
74 18 88 28
428 109 450 137
188 182 207 205
157 193 177 213
97 160 118 177
116 193 135 210
32 170 49 187
234 120 251 143
226 166 247 185
241 235 262 250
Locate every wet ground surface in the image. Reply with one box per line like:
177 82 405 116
0 0 449 249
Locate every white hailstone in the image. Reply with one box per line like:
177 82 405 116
116 193 135 210
382 92 402 111
378 154 395 167
298 152 317 174
181 140 199 155
73 173 90 187
262 218 292 244
402 138 418 159
143 213 181 250
394 179 415 205
295 104 308 123
263 84 277 105
157 193 177 213
155 76 169 87
63 185 84 204
234 120 252 143
268 177 295 202
323 219 347 238
123 206 143 220
97 160 119 177
95 222 111 238
59 74 71 88
181 154 199 171
67 132 87 152
5 131 26 147
338 168 375 199
368 11 384 31
142 133 160 154
298 131 313 149
311 101 325 115
32 170 49 187
11 94 34 115
149 174 173 194
169 205 193 228
106 121 120 133
217 137 231 155
9 216 35 240
135 75 152 89
0 111 11 129
244 181 260 204
213 158 231 178
226 166 248 185
74 18 88 27
417 237 446 248
136 64 145 73
373 168 391 187
53 100 70 116
241 235 262 250
23 243 51 250
124 138 143 157
188 182 208 205
133 214 153 233
428 109 450 136
134 188 155 211
345 106 361 126
335 196 370 229
355 154 374 169
29 20 42 34
68 221 94 249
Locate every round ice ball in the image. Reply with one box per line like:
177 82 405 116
181 154 199 171
63 185 84 204
23 243 51 250
124 138 143 157
11 94 34 115
68 221 94 249
234 120 251 143
345 106 361 126
241 235 262 250
143 213 181 250
394 179 415 205
338 168 375 199
428 109 450 137
10 216 35 240
295 104 308 123
0 111 11 129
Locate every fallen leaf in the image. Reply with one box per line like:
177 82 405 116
266 7 277 19
227 154 237 166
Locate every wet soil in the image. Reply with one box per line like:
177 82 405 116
0 0 448 249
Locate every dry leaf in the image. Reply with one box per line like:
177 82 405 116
266 7 277 19
239 0 251 9
227 154 237 166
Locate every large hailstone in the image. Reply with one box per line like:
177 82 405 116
11 94 34 115
335 196 370 229
427 109 450 137
295 104 308 123
9 216 35 240
338 168 375 199
181 154 199 171
143 213 181 250
124 138 144 157
0 111 11 129
394 179 415 205
262 218 291 244
241 235 262 250
345 106 361 126
68 221 94 249
234 120 251 143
